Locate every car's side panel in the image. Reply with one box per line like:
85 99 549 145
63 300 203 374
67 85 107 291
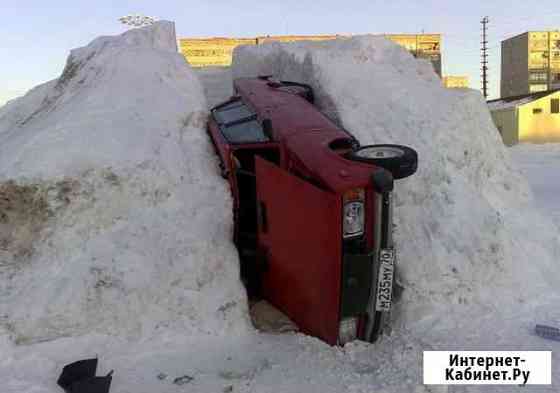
255 156 342 345
235 78 377 193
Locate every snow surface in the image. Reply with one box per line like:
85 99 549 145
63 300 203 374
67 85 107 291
0 21 249 345
2 25 560 393
510 144 560 229
487 96 535 111
195 67 234 109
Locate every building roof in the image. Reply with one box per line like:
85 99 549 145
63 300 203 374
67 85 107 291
501 30 560 43
487 89 560 111
501 31 529 43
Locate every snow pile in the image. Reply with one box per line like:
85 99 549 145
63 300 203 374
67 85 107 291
233 37 560 337
0 21 249 345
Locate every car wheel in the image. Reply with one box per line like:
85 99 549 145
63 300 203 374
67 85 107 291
346 144 418 179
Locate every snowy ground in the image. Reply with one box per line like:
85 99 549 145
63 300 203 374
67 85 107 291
510 144 560 229
1 23 560 393
2 301 559 393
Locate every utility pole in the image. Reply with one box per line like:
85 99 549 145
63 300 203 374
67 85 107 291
481 16 489 99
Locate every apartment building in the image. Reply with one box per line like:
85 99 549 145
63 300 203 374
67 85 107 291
501 31 560 98
442 75 469 88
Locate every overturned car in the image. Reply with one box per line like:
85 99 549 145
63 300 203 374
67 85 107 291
207 76 417 345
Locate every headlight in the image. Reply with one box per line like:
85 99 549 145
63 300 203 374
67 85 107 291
343 189 365 238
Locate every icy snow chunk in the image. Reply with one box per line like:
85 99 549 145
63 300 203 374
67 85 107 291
0 21 250 344
233 36 560 337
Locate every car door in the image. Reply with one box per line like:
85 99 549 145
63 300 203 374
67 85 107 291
255 156 342 345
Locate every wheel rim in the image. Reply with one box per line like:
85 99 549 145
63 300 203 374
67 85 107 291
354 146 404 159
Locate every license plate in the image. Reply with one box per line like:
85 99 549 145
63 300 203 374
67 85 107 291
375 248 395 312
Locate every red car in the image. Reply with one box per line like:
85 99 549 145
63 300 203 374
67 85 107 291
207 76 417 345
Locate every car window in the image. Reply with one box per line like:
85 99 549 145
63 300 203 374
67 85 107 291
222 119 270 144
214 100 254 125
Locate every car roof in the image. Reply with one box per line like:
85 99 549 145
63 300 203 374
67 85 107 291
234 78 378 192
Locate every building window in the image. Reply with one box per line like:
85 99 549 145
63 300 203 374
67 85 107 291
529 72 548 81
552 99 560 114
530 52 548 66
529 84 548 93
533 108 543 114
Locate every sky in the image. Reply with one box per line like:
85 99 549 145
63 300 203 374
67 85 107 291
2 0 560 105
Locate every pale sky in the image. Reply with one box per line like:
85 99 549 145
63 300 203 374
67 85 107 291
2 0 560 105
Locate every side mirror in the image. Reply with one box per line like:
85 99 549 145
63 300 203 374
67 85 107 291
262 118 273 140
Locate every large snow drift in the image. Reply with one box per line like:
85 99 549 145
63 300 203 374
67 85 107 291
0 22 249 345
233 37 560 337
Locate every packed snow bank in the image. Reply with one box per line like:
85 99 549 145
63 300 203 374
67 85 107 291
0 21 249 345
233 37 560 336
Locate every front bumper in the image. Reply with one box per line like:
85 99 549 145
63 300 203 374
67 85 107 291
339 169 395 344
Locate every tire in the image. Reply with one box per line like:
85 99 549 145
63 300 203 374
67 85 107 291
346 144 418 179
